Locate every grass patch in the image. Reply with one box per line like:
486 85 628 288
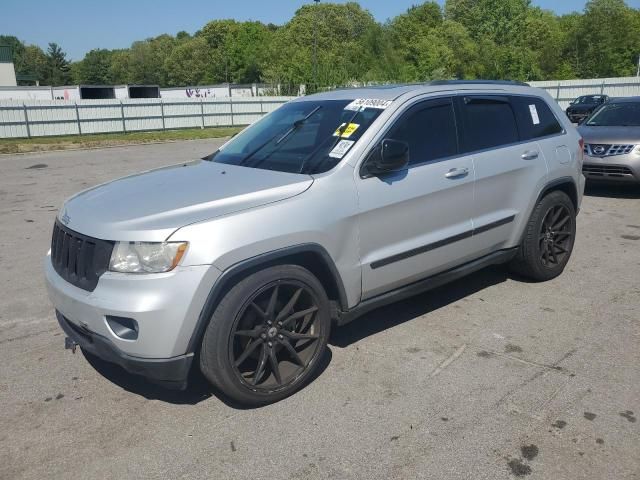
0 126 243 154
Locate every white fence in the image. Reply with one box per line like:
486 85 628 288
0 97 294 139
530 76 640 109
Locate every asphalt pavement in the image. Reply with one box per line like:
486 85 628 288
1 139 638 479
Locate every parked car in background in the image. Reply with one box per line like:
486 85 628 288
566 95 609 124
45 81 584 405
579 97 640 184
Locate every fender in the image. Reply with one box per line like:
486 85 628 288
536 176 579 211
186 243 349 354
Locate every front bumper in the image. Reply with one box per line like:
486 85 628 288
582 153 640 183
57 311 192 389
45 252 221 385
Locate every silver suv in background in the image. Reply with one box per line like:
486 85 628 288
579 97 640 184
45 81 585 405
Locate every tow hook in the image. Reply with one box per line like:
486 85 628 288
64 337 78 354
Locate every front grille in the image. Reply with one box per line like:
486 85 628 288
582 164 634 177
585 144 635 157
51 221 114 291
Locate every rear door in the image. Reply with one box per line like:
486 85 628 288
455 94 550 255
355 97 477 299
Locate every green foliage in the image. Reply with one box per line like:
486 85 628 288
46 43 71 85
3 0 640 88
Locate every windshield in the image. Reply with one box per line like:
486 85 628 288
575 95 604 104
586 102 640 127
208 99 384 174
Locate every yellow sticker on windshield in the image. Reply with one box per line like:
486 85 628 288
333 123 360 138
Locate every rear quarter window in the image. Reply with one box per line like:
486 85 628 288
512 96 564 140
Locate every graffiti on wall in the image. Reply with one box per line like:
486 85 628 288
186 88 213 98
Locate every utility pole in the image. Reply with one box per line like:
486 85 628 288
313 0 320 92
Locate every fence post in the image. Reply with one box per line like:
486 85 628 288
22 103 31 139
600 81 605 95
160 100 166 130
556 82 561 101
120 100 127 133
74 102 82 135
259 98 264 115
229 97 234 127
200 99 205 129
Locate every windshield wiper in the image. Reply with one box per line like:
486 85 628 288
238 106 322 168
298 106 363 174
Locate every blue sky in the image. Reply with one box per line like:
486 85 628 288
1 0 639 60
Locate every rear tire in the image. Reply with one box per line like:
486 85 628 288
199 265 331 406
509 190 576 282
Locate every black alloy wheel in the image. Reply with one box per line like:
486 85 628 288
539 204 573 268
230 281 322 392
508 190 576 282
199 265 331 406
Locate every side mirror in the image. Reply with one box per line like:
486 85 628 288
366 139 409 176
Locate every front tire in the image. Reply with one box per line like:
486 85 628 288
199 265 331 406
509 190 576 282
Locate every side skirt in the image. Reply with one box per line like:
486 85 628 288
336 248 518 326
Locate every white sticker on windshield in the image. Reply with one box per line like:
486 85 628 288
329 140 355 159
529 104 540 125
345 98 393 111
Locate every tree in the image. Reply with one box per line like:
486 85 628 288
8 0 640 90
263 2 381 89
45 43 71 85
387 2 444 80
164 36 215 86
74 49 114 84
566 0 640 77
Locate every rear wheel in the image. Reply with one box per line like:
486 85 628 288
509 190 576 281
199 265 330 406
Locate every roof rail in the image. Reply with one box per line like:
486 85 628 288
428 80 530 87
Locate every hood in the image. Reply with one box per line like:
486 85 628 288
59 160 313 242
577 125 640 145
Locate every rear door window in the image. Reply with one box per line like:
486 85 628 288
457 96 519 153
512 96 564 140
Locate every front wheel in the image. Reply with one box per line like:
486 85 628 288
199 265 331 406
509 190 576 282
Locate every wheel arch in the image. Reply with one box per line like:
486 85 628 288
186 244 348 354
537 176 579 211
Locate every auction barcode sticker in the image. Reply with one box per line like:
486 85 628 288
329 140 355 159
345 98 393 111
529 104 540 125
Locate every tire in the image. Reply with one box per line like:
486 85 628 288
509 190 576 282
199 265 331 406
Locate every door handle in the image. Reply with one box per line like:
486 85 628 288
521 151 539 161
445 167 469 179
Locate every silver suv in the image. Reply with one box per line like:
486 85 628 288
45 81 585 405
579 97 640 184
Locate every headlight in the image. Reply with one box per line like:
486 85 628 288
109 242 188 273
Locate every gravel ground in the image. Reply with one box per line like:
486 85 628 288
1 139 638 480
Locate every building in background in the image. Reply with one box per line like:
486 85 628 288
0 46 18 87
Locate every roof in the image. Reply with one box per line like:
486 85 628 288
607 97 640 103
297 80 533 102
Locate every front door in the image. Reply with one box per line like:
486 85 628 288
355 97 477 300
